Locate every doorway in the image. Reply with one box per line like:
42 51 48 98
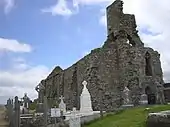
145 86 156 104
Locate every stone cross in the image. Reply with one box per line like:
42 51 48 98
14 96 20 127
69 107 80 127
36 83 45 103
72 107 76 116
82 80 88 91
82 80 87 86
59 95 66 114
59 96 64 102
7 98 13 124
23 93 29 109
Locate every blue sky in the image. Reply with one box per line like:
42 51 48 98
0 0 107 69
0 0 170 104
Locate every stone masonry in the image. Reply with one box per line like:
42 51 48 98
36 0 164 111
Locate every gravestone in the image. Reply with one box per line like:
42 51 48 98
35 83 45 113
80 80 93 113
14 96 20 127
139 94 148 105
121 86 134 108
23 93 30 109
69 108 81 127
123 86 130 104
20 105 29 114
35 83 45 103
59 96 66 114
7 99 13 124
11 99 14 108
156 81 165 104
51 108 61 117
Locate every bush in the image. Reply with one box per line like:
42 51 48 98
29 101 37 110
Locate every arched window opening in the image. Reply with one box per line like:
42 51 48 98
145 52 152 76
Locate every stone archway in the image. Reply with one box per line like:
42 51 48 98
145 86 156 105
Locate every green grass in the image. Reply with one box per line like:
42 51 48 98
83 105 170 127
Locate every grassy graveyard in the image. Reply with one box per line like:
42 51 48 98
83 105 170 127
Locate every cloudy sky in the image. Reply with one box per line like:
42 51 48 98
0 0 170 104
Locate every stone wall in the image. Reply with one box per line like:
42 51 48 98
164 89 170 102
37 0 164 111
164 83 170 102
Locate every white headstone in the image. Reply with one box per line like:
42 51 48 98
139 94 148 105
69 108 81 127
59 96 66 113
51 108 61 117
123 86 130 105
80 80 93 113
72 107 77 115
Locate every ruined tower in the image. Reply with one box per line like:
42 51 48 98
36 0 164 111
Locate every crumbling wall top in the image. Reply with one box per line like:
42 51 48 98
107 0 124 13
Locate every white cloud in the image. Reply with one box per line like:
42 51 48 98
0 38 32 53
42 0 73 16
0 0 15 14
74 0 111 5
0 63 50 103
0 37 49 104
41 0 109 17
0 65 49 88
4 0 15 14
11 57 30 70
99 9 107 26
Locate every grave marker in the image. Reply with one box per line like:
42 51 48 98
69 108 81 127
59 95 66 114
51 108 61 117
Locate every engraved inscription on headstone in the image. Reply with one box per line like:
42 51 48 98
51 108 61 117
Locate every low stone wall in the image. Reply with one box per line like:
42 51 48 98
80 113 101 125
47 122 69 127
146 110 170 127
47 113 101 127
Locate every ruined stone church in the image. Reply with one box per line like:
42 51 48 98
36 0 164 111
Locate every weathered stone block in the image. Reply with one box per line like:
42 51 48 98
147 111 170 127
